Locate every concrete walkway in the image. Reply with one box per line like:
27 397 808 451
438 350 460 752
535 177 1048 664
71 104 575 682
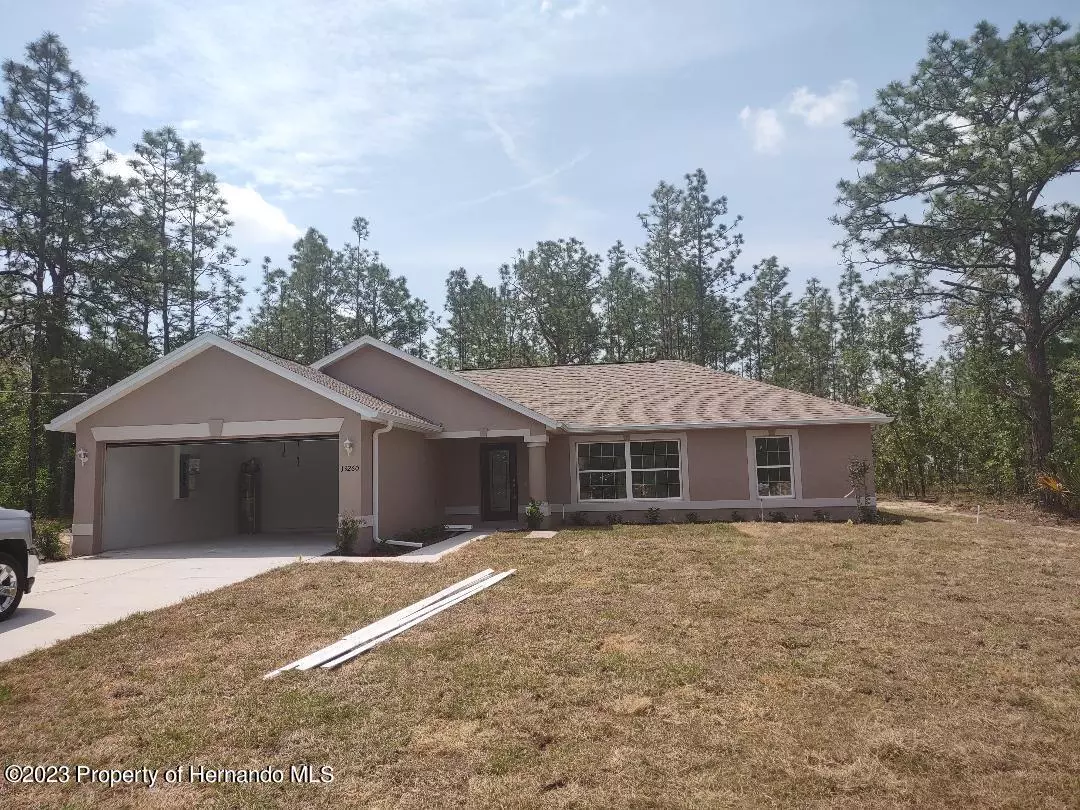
0 534 334 663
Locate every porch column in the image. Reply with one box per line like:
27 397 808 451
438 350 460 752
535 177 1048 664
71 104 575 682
526 436 548 506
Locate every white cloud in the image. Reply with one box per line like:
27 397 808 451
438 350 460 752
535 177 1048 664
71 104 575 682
787 79 857 127
219 183 302 245
88 142 140 180
738 106 785 154
90 142 300 246
82 0 741 197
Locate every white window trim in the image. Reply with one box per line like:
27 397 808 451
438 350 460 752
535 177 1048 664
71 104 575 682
746 429 802 502
570 433 689 505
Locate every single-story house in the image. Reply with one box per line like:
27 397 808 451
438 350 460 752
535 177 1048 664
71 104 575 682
47 335 890 555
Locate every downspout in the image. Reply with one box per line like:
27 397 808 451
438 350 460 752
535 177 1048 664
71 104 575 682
371 420 421 549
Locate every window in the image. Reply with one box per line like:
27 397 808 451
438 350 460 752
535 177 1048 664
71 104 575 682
576 439 682 501
754 436 793 497
630 440 681 498
577 442 626 500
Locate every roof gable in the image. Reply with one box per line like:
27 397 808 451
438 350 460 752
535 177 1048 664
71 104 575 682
46 335 440 433
313 337 560 429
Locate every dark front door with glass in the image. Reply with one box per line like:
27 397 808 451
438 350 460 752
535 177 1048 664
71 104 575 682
480 443 517 522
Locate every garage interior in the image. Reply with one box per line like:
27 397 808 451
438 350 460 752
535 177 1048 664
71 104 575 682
101 437 338 550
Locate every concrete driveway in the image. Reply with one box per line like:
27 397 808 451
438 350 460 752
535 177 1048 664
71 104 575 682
0 534 334 663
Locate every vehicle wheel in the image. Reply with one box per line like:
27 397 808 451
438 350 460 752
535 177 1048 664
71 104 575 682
0 552 24 621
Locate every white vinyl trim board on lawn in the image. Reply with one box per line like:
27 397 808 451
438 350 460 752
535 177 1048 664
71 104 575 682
265 568 515 678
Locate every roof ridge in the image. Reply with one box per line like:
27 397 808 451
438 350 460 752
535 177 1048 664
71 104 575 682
460 358 668 372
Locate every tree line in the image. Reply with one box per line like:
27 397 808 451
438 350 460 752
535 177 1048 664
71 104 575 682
2 20 1078 518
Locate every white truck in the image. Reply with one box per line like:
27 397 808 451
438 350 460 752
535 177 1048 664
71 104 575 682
0 507 39 621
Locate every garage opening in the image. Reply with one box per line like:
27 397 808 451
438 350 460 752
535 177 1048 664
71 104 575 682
101 437 338 551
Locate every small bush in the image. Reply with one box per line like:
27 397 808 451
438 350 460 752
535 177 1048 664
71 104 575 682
644 507 661 525
730 510 744 522
605 512 622 526
33 519 67 561
848 456 877 523
336 513 360 553
767 511 788 523
812 509 830 522
525 500 544 530
1036 469 1079 515
570 511 589 526
685 512 699 524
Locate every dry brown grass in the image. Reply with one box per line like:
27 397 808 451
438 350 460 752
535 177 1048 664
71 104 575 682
3 510 1080 808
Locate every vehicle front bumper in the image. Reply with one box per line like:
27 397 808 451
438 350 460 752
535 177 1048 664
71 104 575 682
25 552 38 593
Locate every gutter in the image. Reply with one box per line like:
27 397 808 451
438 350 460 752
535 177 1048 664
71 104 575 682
371 421 421 549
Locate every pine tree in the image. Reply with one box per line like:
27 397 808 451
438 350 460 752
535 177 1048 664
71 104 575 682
176 141 232 345
738 257 795 385
598 241 651 362
865 271 931 497
638 181 684 359
836 18 1080 483
835 265 869 404
507 238 601 365
678 169 744 368
281 227 335 363
208 249 245 339
245 256 288 353
0 32 116 514
793 277 836 397
129 127 187 354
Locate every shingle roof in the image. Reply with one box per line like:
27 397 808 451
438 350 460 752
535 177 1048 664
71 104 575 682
231 341 440 430
459 360 888 429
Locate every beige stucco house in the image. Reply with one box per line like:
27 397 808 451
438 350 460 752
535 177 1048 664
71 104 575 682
47 334 890 555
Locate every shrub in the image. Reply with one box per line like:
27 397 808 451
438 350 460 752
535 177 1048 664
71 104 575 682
1036 468 1079 515
644 507 661 524
685 512 699 524
525 500 544 530
33 519 67 561
336 513 360 554
730 510 744 522
812 509 830 522
605 512 622 526
570 511 589 526
848 456 877 523
767 511 788 523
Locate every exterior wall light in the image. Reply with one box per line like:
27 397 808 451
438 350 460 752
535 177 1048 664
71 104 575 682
76 448 89 466
343 437 355 456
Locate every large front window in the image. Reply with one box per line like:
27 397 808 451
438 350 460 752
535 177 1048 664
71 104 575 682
754 436 793 497
577 439 682 501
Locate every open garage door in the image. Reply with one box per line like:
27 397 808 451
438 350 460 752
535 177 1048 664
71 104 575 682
101 437 338 551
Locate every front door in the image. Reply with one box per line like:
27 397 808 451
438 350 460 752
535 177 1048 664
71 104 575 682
480 443 517 522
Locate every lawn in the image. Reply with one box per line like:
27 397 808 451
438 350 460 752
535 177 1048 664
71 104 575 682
2 511 1079 808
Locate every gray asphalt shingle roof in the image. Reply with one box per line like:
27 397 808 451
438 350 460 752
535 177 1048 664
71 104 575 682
459 359 888 428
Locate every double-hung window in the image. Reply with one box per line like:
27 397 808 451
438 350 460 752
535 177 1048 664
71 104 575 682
754 435 794 497
576 439 682 501
577 442 626 501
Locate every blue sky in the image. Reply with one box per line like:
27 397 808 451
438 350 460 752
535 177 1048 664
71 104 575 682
2 0 1074 333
